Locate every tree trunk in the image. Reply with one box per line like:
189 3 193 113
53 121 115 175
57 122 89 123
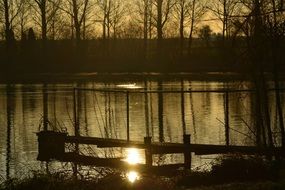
40 1 47 41
72 0 81 43
158 81 164 143
83 15 86 40
179 4 184 55
157 0 163 58
271 0 285 147
181 80 186 134
103 13 106 39
222 0 226 44
188 0 196 55
157 0 163 41
274 70 285 147
148 4 152 39
143 0 148 60
251 0 274 148
262 81 273 148
4 0 11 42
71 15 74 39
107 1 111 39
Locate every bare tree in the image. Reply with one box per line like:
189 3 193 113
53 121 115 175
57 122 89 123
153 0 175 42
188 0 207 54
33 0 47 41
120 21 143 38
208 0 241 44
71 0 89 42
174 0 191 51
97 0 110 39
143 0 149 43
2 0 13 42
133 0 154 58
31 0 62 41
173 0 206 54
97 0 127 39
58 0 90 43
134 0 149 41
18 0 31 38
0 0 25 42
148 2 154 39
49 0 62 39
263 0 285 147
110 0 127 39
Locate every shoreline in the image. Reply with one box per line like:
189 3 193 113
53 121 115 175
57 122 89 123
0 71 283 84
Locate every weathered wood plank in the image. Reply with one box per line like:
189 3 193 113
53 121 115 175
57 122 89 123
60 153 183 174
64 136 285 155
65 136 145 148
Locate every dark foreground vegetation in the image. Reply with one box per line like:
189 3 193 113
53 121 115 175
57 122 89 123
2 156 285 190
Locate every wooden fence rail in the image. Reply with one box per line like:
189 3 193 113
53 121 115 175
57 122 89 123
37 131 285 173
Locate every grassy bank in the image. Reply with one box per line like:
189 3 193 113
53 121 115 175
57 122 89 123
1 173 285 190
1 156 285 190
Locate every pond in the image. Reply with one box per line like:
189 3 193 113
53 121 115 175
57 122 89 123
0 73 284 180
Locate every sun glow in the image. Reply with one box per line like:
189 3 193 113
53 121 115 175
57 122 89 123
126 171 139 183
125 148 140 165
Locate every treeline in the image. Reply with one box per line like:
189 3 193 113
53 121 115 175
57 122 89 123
0 37 249 73
0 0 284 43
0 0 285 73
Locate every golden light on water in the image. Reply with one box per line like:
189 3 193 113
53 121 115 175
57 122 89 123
125 148 140 165
123 148 141 183
126 171 139 183
116 83 142 89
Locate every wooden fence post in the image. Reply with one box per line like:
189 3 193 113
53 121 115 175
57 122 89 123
224 91 230 146
183 134 191 171
43 84 48 131
144 137 152 168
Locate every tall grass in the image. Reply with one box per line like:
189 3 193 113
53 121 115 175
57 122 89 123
1 155 285 190
176 155 285 188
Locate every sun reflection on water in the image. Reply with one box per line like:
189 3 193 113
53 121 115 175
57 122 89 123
124 148 142 183
126 171 139 183
125 148 140 165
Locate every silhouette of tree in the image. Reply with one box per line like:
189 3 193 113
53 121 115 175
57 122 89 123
198 25 212 47
142 0 150 53
97 0 127 39
33 0 48 41
110 0 127 39
32 0 61 41
152 0 175 59
67 0 91 43
153 0 175 41
208 0 241 45
97 0 109 39
174 0 191 53
28 28 36 40
188 0 207 54
1 0 24 43
133 0 154 58
73 0 89 41
18 0 30 39
173 0 207 54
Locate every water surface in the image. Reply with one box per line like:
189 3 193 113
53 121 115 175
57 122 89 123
0 74 284 179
